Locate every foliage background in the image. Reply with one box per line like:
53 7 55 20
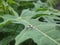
0 0 60 45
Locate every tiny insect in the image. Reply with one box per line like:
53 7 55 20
26 25 34 29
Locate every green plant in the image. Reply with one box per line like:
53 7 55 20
0 0 60 45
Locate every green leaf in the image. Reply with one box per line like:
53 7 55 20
15 9 60 45
0 15 24 45
0 0 60 45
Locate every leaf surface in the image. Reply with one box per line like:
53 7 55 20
15 9 60 45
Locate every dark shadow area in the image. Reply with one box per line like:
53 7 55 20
9 40 15 45
0 23 25 41
0 32 10 40
54 18 60 24
17 1 34 15
38 17 47 22
0 17 4 23
20 39 37 45
40 0 47 2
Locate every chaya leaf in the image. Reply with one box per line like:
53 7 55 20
0 15 25 45
15 9 60 45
